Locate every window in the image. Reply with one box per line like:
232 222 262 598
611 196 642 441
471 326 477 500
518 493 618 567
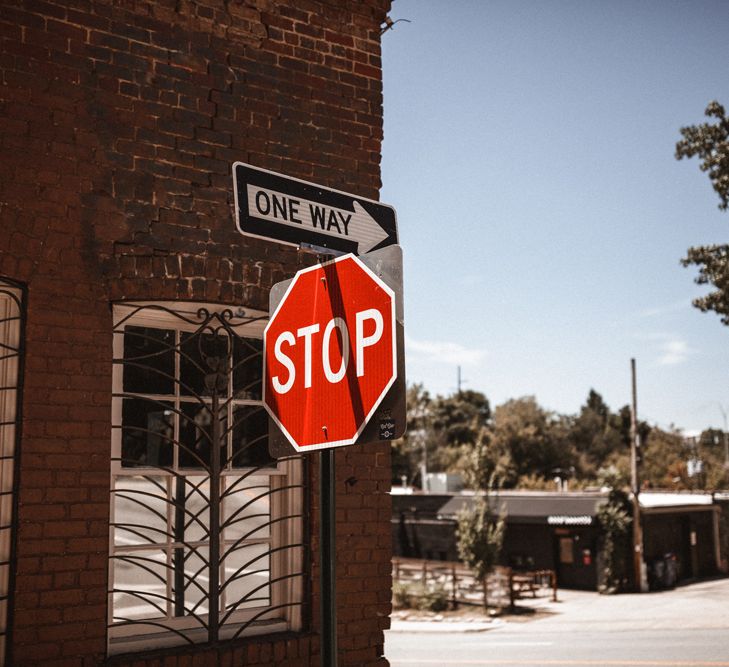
559 537 575 565
108 303 304 655
0 280 23 667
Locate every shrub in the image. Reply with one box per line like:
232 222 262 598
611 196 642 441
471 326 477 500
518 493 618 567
392 580 415 609
416 584 449 612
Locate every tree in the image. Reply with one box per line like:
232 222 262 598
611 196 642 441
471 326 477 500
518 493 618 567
676 101 729 323
491 396 576 485
596 467 632 594
568 392 651 480
640 427 687 488
569 390 619 476
695 428 729 489
455 429 505 609
432 389 491 446
422 389 492 475
391 383 435 487
460 428 514 492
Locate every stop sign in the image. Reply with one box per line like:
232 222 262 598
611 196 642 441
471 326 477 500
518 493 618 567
263 254 397 451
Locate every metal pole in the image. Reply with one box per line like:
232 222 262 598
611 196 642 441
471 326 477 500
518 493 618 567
320 448 337 667
174 476 186 617
630 358 645 592
719 404 729 468
209 392 221 642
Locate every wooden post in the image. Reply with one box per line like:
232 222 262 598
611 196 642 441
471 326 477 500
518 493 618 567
508 568 516 609
630 358 645 592
451 563 457 609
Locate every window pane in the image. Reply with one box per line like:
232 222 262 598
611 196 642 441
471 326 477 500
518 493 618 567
180 332 230 398
113 476 169 547
559 537 574 564
113 549 169 621
175 547 210 616
179 403 226 469
231 406 274 469
222 543 270 611
222 476 271 541
172 476 210 544
123 326 175 395
233 337 263 400
121 399 174 468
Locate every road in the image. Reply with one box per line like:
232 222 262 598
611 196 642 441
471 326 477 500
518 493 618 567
386 578 729 667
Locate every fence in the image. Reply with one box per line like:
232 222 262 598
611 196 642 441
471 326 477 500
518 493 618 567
392 557 557 610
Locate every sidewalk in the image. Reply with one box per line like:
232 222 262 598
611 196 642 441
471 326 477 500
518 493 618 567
389 616 503 633
389 590 558 633
389 577 729 634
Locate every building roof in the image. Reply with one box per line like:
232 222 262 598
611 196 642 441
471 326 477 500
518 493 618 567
433 490 719 525
437 491 607 525
639 491 713 509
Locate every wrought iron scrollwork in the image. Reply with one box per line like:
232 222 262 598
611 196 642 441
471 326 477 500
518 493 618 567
109 303 306 653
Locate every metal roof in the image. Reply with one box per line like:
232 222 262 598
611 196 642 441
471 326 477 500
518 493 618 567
437 492 608 525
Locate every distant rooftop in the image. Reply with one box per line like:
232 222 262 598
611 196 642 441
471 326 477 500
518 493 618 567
394 488 720 525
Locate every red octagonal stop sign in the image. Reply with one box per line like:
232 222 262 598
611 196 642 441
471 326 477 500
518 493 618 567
263 254 397 452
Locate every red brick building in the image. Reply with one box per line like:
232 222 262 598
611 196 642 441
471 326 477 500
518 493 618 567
0 1 393 664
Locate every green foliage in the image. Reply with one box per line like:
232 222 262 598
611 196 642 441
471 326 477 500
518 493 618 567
491 396 575 483
676 101 729 324
392 383 728 493
392 385 492 486
391 383 434 487
676 101 729 210
432 390 491 446
417 583 450 612
596 466 632 594
392 581 449 612
681 244 729 324
568 391 650 479
690 429 729 489
641 427 687 488
461 428 514 492
392 580 414 609
456 429 506 609
456 496 505 608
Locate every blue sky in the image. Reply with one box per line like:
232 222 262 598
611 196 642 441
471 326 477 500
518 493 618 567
380 0 729 433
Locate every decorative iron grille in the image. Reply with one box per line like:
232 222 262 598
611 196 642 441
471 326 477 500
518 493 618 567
109 303 306 655
0 279 24 667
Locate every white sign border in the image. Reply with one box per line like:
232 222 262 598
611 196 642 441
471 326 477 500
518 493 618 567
232 161 398 251
262 253 397 452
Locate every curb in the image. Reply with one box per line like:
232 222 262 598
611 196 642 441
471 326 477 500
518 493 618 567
388 619 503 634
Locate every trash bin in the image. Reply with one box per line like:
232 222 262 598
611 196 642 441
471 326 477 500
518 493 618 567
648 553 678 590
648 557 665 591
663 553 677 588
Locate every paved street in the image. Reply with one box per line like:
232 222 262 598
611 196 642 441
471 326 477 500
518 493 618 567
386 578 729 667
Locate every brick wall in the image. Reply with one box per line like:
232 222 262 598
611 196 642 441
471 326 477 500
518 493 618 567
0 0 392 664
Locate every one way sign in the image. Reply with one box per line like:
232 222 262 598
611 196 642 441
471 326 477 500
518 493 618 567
233 162 398 255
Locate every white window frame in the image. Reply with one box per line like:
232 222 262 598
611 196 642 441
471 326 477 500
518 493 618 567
108 302 303 656
0 282 22 667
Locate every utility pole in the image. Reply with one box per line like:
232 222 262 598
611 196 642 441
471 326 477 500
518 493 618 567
457 365 463 396
630 358 646 592
420 428 428 493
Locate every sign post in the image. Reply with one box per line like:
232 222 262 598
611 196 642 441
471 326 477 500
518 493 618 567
242 163 403 667
320 448 337 667
263 248 404 667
